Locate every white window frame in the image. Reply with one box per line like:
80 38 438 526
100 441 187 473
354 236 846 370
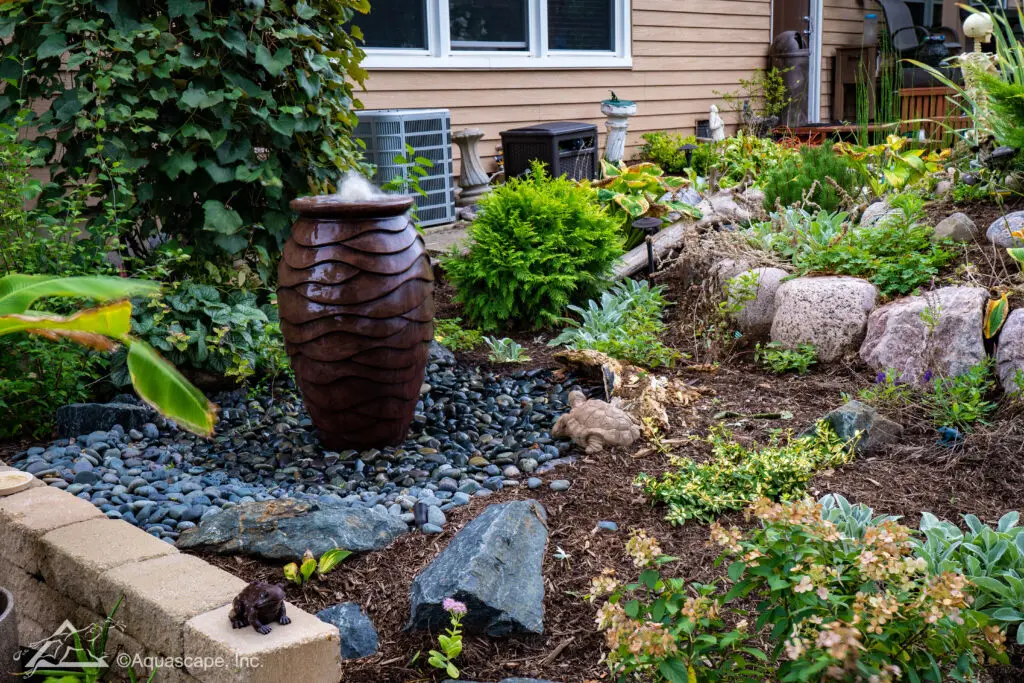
361 0 632 70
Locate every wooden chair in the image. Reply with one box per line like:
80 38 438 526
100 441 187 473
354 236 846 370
899 86 970 146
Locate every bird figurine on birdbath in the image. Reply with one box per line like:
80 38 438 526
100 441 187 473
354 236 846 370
600 90 637 164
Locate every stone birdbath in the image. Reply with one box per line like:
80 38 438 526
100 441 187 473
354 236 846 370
452 128 491 208
600 93 637 164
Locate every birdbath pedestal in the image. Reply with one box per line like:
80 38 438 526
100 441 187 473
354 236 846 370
600 99 637 164
452 128 491 207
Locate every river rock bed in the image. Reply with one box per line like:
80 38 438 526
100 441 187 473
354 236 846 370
7 348 580 543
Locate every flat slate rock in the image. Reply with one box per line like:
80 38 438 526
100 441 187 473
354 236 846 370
55 402 152 438
176 498 407 561
408 499 548 637
316 602 379 659
823 400 903 454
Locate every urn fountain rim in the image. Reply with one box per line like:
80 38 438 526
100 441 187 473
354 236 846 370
290 194 415 218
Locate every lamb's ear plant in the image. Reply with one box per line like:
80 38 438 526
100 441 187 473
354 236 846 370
0 274 216 436
483 336 530 363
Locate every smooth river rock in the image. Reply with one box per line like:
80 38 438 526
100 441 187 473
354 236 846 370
997 309 1024 393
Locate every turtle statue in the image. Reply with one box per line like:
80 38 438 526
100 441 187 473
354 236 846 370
552 391 641 454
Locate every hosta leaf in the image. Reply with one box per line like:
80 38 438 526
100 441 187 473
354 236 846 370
1008 248 1024 267
600 158 622 178
0 274 159 315
984 293 1009 339
317 548 352 575
283 563 299 584
126 340 217 437
300 557 317 581
0 300 132 343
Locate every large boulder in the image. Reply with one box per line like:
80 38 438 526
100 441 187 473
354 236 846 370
710 258 752 290
723 267 789 336
176 499 407 561
823 400 903 454
408 500 547 637
986 212 1024 248
771 277 879 362
932 212 979 243
997 309 1024 393
55 402 152 438
860 286 987 384
316 603 379 659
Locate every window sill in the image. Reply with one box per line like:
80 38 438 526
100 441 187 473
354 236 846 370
362 51 633 70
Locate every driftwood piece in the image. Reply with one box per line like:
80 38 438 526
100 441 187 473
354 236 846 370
612 220 689 280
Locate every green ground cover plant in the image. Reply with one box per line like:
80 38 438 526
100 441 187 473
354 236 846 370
855 360 998 431
549 279 679 368
128 282 285 384
755 342 818 375
636 423 852 526
433 318 483 352
443 161 622 331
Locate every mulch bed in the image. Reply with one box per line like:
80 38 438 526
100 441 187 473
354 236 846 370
198 197 1024 681
7 198 1024 681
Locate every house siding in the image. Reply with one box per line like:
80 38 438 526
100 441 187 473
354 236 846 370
358 0 880 173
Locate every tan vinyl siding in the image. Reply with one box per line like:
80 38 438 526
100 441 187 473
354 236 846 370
358 0 881 174
821 0 881 119
360 0 772 172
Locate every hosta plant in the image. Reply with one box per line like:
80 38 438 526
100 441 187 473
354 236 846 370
283 548 351 587
0 274 215 435
985 292 1010 339
835 136 949 196
591 159 702 249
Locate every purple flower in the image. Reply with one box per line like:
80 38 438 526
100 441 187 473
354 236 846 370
875 371 887 384
922 369 934 383
442 598 467 615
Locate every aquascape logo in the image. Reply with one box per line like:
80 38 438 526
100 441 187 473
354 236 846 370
16 619 109 676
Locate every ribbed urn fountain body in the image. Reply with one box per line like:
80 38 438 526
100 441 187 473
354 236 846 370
278 195 434 450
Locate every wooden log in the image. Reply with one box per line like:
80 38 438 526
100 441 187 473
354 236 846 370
613 219 690 279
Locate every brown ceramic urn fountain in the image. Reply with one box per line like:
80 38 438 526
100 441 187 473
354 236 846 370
278 194 434 450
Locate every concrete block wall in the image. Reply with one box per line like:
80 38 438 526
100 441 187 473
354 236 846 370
0 467 342 683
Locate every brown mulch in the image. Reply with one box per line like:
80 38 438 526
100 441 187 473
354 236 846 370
6 200 1024 681
196 198 1024 681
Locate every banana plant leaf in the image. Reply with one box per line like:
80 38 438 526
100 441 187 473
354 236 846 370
127 340 217 437
0 274 159 315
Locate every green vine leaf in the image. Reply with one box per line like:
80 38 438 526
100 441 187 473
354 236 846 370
203 200 244 235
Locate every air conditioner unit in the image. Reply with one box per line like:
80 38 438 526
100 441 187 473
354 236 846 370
354 108 455 228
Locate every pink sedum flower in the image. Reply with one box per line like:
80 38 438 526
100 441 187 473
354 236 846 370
442 598 468 615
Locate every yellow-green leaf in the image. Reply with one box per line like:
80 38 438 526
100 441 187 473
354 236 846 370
283 563 300 585
318 548 352 575
985 293 1010 339
0 274 159 316
0 300 133 340
1009 248 1024 266
126 340 217 437
300 557 317 582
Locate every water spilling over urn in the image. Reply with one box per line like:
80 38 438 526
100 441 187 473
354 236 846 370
278 174 435 449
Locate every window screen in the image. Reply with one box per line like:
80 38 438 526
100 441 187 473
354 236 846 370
357 0 428 49
548 0 614 51
449 0 529 51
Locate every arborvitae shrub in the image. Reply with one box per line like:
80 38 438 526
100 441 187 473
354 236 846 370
443 162 623 331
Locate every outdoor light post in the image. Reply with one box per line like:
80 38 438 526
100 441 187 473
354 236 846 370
632 217 663 277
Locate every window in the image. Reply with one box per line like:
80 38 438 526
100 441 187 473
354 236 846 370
356 0 631 69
